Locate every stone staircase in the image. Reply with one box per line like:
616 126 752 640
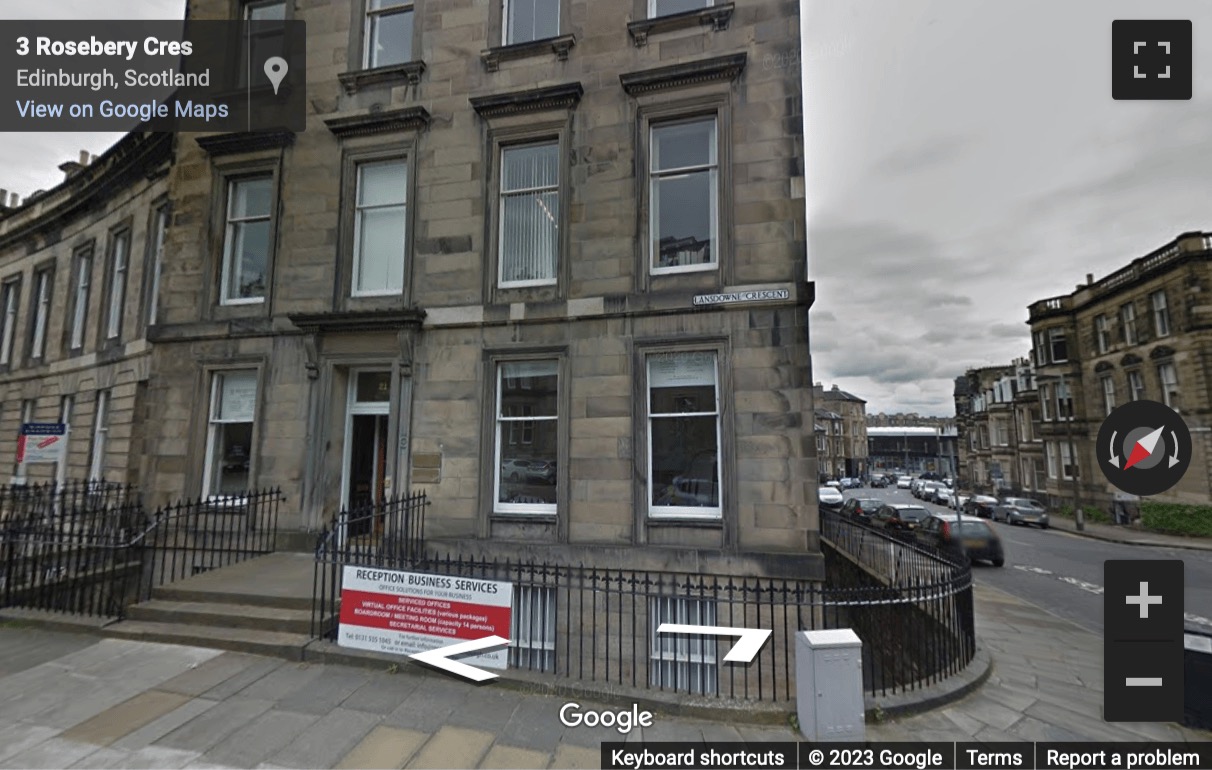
101 552 334 660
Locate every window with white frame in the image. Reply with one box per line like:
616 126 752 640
1151 290 1171 337
69 249 91 350
1 278 20 366
221 176 272 304
499 142 559 287
510 585 556 672
365 0 413 68
1020 457 1033 490
88 390 110 481
1128 370 1145 402
105 230 129 340
648 351 721 517
1120 302 1138 345
1095 314 1110 354
204 371 257 497
1060 441 1078 480
650 0 712 16
1055 380 1073 420
14 399 34 479
1158 362 1179 409
353 159 408 296
650 596 718 695
1048 327 1068 363
1045 441 1058 479
503 0 559 44
650 117 718 274
1033 330 1048 366
1029 406 1041 441
29 269 51 360
495 360 558 513
56 394 73 488
1101 376 1115 416
1039 384 1051 422
148 205 168 325
244 1 286 87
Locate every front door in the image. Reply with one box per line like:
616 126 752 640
342 371 392 538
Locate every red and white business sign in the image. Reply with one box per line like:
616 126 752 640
338 566 513 669
16 423 67 464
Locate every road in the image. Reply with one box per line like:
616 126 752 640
841 485 1212 636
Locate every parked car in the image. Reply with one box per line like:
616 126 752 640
825 480 843 491
818 486 845 512
872 503 931 533
918 482 943 502
896 477 912 489
916 513 1005 567
869 476 888 488
910 479 926 497
501 458 554 484
993 497 1050 528
840 497 884 520
935 487 953 506
962 495 999 519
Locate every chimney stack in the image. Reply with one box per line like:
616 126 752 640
78 150 90 166
1087 273 1094 285
8 192 17 208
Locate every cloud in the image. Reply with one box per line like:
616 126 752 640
873 134 973 178
988 322 1027 339
827 349 938 384
934 294 972 307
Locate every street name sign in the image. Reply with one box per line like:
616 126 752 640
692 289 790 306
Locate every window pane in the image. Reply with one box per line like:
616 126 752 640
358 161 407 206
502 144 558 191
498 420 557 505
248 1 285 20
501 361 557 417
368 8 413 67
211 422 253 494
651 416 718 507
356 206 406 292
501 191 558 283
507 0 559 43
217 372 257 421
653 0 710 16
356 371 392 402
652 120 716 171
653 171 714 268
229 220 269 298
232 178 272 218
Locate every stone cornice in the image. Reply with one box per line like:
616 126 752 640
323 106 432 139
627 3 734 47
289 308 427 333
480 34 576 72
338 61 427 94
469 82 584 119
620 52 747 95
195 130 295 157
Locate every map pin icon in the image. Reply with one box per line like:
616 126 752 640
264 57 288 95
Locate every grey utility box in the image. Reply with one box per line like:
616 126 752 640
796 629 865 742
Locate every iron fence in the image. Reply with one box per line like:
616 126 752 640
0 482 283 619
312 501 974 702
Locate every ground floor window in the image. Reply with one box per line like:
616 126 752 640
510 585 556 672
650 596 718 694
1045 442 1058 480
1060 441 1079 480
204 370 257 497
648 351 721 517
88 391 109 482
495 360 558 513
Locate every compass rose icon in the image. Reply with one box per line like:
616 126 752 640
1098 400 1191 496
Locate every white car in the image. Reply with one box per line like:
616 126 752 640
936 488 953 506
896 477 912 489
818 486 844 511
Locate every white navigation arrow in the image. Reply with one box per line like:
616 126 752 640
409 635 509 682
657 624 771 663
1169 430 1181 468
1109 430 1120 468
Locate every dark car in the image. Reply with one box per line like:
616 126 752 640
840 497 884 520
869 476 888 488
962 495 999 519
872 503 931 534
916 513 1005 567
992 497 1050 528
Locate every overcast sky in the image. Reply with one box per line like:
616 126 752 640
806 0 1212 416
4 1 1212 417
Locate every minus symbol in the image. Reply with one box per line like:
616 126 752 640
1125 677 1163 686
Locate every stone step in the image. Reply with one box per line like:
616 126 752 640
101 619 311 660
124 599 327 636
150 583 316 611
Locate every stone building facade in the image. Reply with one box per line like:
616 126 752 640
0 133 171 491
1026 230 1212 511
144 0 815 576
813 383 867 477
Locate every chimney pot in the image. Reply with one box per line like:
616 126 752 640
78 150 89 165
9 193 17 207
1086 273 1094 285
89 154 98 164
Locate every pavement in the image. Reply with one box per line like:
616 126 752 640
1046 515 1212 551
0 581 1208 770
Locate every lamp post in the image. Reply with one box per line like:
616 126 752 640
1037 373 1084 532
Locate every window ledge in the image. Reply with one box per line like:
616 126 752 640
481 34 576 72
195 130 295 157
338 61 427 94
491 512 558 523
627 3 735 47
620 51 747 96
470 82 584 119
324 106 432 139
646 515 724 527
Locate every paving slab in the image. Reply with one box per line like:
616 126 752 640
339 674 422 714
549 743 601 770
0 627 97 676
96 745 202 770
267 708 383 769
478 744 551 769
153 698 275 753
61 690 193 747
272 667 372 715
334 725 428 770
155 653 268 697
233 662 324 702
0 737 102 770
201 709 319 768
200 658 285 701
0 723 62 764
111 698 221 751
405 725 495 770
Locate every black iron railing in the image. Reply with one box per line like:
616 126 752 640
312 502 974 702
311 491 428 637
0 482 283 619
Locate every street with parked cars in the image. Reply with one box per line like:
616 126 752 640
827 476 1212 636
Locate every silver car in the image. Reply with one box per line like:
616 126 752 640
993 497 1050 528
